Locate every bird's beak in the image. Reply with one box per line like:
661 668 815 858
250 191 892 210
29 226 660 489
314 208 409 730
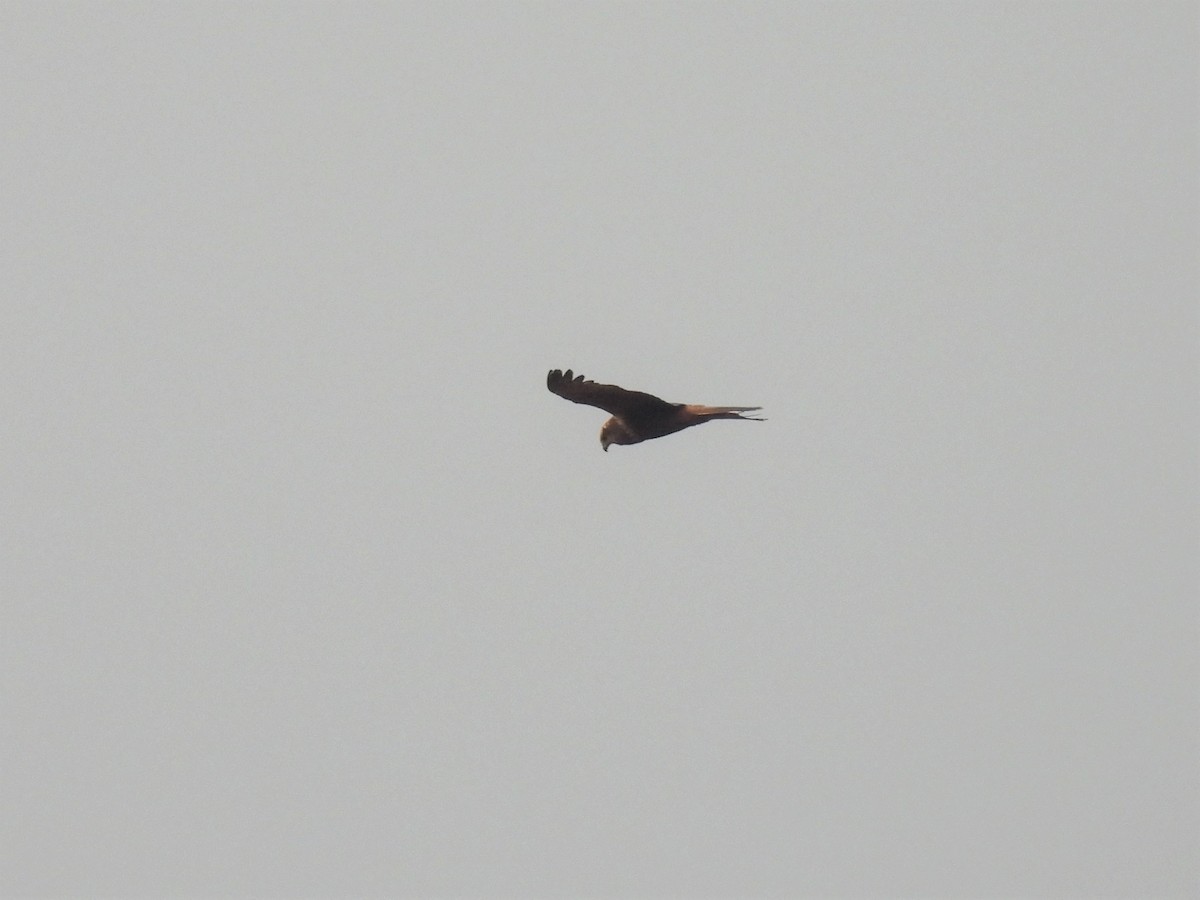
602 444 608 452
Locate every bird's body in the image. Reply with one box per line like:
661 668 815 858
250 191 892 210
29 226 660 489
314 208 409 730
546 369 764 451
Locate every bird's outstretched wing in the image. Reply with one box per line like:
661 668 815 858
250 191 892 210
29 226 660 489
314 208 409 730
547 369 676 420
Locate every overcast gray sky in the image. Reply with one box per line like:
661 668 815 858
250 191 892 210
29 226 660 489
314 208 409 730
4 2 1197 897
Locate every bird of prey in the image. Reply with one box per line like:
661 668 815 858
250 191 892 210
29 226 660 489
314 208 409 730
547 368 764 451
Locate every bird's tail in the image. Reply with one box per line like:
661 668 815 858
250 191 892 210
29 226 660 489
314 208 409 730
686 405 766 421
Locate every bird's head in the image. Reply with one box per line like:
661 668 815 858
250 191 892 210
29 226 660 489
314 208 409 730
599 417 634 452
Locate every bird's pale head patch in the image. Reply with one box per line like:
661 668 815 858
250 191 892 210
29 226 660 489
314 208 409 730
599 417 636 451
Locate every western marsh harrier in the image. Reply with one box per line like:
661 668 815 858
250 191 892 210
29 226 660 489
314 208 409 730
547 368 764 451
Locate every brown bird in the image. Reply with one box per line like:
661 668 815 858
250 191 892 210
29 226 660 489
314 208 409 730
547 368 764 451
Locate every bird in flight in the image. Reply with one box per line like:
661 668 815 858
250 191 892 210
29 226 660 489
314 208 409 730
547 368 764 451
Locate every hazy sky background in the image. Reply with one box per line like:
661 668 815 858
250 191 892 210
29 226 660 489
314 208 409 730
4 2 1197 897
